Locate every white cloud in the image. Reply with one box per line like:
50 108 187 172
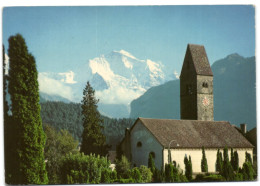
58 71 77 84
4 54 9 75
95 86 145 105
174 70 180 79
38 72 74 101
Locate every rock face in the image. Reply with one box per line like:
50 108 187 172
130 54 256 130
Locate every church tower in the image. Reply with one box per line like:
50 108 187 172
180 44 214 121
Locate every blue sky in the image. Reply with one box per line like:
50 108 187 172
3 5 255 74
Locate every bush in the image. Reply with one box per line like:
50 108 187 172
60 153 111 184
115 155 131 179
194 174 225 182
129 167 142 183
139 165 153 183
101 169 111 183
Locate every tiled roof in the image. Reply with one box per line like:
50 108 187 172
187 44 213 76
137 118 253 149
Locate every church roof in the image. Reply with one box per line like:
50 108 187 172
136 118 253 149
186 44 213 76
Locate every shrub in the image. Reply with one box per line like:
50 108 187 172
139 165 153 183
115 155 131 179
60 153 111 184
184 155 193 181
101 169 111 183
129 167 142 183
194 174 225 182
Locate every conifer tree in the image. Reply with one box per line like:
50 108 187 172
184 155 192 181
80 81 109 156
148 153 156 174
201 146 208 172
216 149 223 172
222 147 234 181
233 151 239 171
7 34 48 184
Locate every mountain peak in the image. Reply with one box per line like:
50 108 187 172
226 53 243 59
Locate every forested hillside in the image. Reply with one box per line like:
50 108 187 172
40 101 134 149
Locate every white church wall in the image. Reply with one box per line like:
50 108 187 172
163 148 253 173
131 121 163 169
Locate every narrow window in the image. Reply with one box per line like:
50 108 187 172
137 141 142 147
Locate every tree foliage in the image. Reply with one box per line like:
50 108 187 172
6 34 48 184
148 153 156 174
201 146 208 172
80 81 109 156
60 152 111 184
184 155 192 181
44 125 78 184
216 149 223 172
115 155 131 179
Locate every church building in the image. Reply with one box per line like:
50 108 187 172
119 44 254 173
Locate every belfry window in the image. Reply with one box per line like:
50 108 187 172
202 82 208 88
137 141 142 147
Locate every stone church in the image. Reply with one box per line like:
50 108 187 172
119 44 254 173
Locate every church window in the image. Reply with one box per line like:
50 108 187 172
149 151 155 159
202 82 208 88
137 141 142 147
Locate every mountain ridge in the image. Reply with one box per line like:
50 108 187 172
130 54 256 130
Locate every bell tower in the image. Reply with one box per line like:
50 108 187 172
180 44 214 121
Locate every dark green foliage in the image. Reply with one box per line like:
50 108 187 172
139 165 153 183
60 152 111 184
41 102 83 141
184 155 192 181
129 167 142 183
245 151 253 165
233 151 239 171
101 169 112 183
80 81 109 156
3 44 12 183
201 146 208 172
165 163 181 182
115 155 131 179
6 34 48 184
148 153 156 174
194 174 225 182
221 147 234 181
241 161 255 181
216 149 223 172
40 101 135 150
44 125 78 184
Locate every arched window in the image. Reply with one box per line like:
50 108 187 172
137 141 142 147
149 151 155 159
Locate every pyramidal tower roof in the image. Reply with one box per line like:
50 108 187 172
182 44 213 76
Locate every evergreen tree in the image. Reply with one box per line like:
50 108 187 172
3 45 13 183
148 153 156 174
184 155 192 181
230 148 235 170
216 149 223 172
201 146 208 172
80 81 109 156
233 151 239 171
7 34 48 184
222 147 234 181
245 152 253 165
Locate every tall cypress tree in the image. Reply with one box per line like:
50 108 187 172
201 146 208 172
80 81 109 156
7 34 48 184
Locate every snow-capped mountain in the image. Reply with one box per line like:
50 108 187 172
39 50 173 117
